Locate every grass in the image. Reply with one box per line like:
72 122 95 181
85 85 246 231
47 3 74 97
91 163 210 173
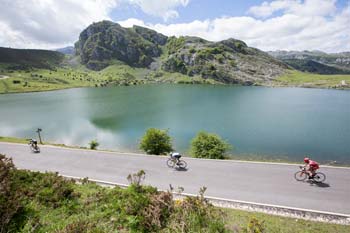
0 62 218 94
224 208 349 233
274 70 350 89
2 62 350 94
0 136 90 150
0 60 155 94
7 172 350 232
0 136 29 144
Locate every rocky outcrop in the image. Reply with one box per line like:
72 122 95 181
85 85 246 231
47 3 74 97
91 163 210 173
75 21 168 70
75 21 290 84
161 36 289 84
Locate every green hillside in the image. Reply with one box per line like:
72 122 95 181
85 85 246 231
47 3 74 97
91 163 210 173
0 47 64 69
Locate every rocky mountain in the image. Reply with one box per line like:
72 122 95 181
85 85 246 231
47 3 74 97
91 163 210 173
75 21 289 84
56 46 75 55
75 21 167 70
268 50 350 74
161 36 288 84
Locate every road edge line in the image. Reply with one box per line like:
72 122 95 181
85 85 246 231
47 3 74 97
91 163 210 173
61 174 350 225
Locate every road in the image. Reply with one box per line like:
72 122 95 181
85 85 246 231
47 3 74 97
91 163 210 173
1 142 349 215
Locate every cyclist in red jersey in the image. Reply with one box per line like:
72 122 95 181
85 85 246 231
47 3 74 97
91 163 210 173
304 157 319 178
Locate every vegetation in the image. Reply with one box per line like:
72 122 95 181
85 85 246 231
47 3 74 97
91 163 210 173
0 47 64 69
224 208 349 233
268 50 350 74
166 36 186 54
274 70 350 89
140 128 173 155
281 59 350 74
0 136 29 144
89 139 99 150
0 155 229 232
190 131 232 159
1 154 348 232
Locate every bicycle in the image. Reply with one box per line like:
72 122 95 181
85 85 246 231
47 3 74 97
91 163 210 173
166 153 187 169
28 139 40 153
294 166 326 183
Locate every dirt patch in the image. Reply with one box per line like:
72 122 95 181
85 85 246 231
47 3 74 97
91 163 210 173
0 75 10 79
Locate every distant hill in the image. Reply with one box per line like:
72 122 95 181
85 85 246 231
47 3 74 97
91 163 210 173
268 50 350 74
74 21 288 84
56 46 75 55
0 47 64 69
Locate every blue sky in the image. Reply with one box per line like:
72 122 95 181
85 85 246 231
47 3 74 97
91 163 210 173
109 0 350 23
110 1 263 23
0 0 349 52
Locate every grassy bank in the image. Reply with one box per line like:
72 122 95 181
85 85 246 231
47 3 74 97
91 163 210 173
1 136 348 167
1 154 348 233
274 70 350 89
0 63 216 94
224 208 349 233
4 62 350 94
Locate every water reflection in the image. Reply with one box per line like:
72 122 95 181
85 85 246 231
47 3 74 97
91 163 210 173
1 85 350 163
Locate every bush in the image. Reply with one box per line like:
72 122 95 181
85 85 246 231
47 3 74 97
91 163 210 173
89 139 99 150
166 187 229 232
190 131 232 159
244 217 265 233
140 128 173 155
0 154 24 233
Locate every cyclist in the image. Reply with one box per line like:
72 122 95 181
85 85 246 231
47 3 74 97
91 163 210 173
170 152 181 164
303 157 319 179
29 139 38 146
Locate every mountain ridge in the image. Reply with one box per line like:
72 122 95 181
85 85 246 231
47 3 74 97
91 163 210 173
74 20 288 84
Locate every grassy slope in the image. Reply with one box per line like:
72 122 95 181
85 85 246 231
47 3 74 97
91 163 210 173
224 208 349 233
274 70 350 88
0 62 217 94
17 179 350 232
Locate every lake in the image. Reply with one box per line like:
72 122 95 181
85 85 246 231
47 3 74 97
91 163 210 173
1 85 349 164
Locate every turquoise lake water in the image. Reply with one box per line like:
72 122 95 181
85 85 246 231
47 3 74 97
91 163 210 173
1 85 349 164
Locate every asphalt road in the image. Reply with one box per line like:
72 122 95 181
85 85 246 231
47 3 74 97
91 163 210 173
1 142 349 215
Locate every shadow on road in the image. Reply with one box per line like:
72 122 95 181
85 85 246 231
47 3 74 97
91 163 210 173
174 167 188 172
307 180 331 188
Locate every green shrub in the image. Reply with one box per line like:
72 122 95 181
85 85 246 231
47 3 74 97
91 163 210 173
244 217 265 233
12 170 78 208
140 128 173 155
89 139 99 150
0 154 24 233
166 36 186 54
190 131 232 159
166 187 229 232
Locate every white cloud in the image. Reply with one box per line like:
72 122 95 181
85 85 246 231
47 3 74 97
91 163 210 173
130 0 349 52
0 0 349 52
248 0 337 18
118 18 147 28
0 0 118 49
0 0 189 49
128 0 189 21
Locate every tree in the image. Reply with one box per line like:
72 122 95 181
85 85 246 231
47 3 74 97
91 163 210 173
140 128 173 155
89 140 99 150
190 131 232 159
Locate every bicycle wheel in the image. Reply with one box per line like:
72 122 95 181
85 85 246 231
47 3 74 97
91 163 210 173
166 158 175 168
30 145 35 152
177 160 187 169
294 171 307 181
313 172 326 183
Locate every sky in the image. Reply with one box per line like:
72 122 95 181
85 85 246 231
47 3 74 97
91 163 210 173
0 0 349 52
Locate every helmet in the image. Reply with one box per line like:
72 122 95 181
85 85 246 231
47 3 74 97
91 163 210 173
304 157 310 163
